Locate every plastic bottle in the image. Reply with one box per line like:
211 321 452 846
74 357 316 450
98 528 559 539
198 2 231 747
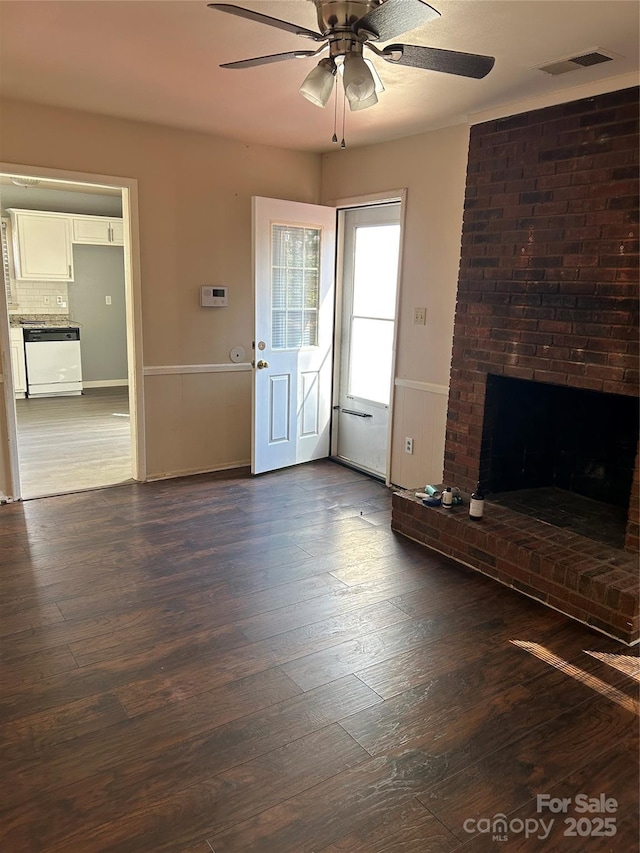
442 487 453 508
469 482 485 520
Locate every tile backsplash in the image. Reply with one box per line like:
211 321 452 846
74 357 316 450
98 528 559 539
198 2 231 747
9 280 70 315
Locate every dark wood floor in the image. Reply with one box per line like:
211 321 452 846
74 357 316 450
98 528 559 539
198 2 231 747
0 460 638 852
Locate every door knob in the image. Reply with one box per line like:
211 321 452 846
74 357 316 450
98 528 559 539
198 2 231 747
256 359 270 369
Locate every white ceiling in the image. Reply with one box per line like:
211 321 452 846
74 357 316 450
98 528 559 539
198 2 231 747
0 1 638 153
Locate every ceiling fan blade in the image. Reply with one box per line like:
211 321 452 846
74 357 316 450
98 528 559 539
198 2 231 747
381 44 495 78
354 0 440 42
207 3 323 42
220 50 320 69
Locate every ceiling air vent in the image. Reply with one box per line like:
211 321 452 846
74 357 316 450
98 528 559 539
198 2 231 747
538 50 615 76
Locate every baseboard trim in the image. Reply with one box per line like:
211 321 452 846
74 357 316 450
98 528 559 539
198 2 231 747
83 380 129 388
147 461 251 481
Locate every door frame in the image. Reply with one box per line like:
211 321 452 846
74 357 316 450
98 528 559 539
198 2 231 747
329 189 407 487
0 162 145 499
0 280 20 499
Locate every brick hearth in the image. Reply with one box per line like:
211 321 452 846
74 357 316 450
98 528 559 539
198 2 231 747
392 490 638 644
393 86 639 644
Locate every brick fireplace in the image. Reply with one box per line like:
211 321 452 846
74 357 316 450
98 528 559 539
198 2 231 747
392 86 639 643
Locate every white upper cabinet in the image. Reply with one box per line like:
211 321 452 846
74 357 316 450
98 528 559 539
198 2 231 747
72 215 124 246
8 210 74 281
109 219 124 244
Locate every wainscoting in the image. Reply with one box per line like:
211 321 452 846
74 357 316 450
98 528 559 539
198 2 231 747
390 378 449 488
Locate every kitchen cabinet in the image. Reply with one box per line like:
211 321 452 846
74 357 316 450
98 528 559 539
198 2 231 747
9 328 26 398
7 210 74 282
72 215 124 246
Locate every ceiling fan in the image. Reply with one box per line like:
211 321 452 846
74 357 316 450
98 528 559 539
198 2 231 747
208 0 495 112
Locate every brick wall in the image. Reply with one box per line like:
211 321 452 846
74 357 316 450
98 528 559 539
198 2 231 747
443 86 639 549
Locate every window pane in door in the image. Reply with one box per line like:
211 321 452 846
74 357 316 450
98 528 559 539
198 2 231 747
287 312 303 348
352 224 400 319
272 268 286 309
271 224 320 349
287 268 303 309
349 317 394 405
272 311 286 346
304 270 318 308
303 310 317 346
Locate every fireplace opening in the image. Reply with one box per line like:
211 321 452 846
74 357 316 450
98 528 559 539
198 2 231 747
480 375 639 548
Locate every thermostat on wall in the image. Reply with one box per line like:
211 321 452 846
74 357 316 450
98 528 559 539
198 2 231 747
200 286 228 307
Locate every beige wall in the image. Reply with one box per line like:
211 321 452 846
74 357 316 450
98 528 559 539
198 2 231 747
0 98 322 480
321 125 470 487
0 98 469 489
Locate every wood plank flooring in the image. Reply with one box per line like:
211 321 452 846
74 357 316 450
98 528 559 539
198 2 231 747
0 460 638 852
15 387 132 498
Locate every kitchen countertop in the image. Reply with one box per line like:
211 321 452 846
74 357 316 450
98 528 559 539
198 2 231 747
10 316 80 329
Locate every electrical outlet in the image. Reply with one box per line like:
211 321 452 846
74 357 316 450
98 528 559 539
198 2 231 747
405 436 414 455
56 295 64 305
414 307 426 325
105 295 112 305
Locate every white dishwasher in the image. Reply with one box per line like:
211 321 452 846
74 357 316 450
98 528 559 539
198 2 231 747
23 327 83 397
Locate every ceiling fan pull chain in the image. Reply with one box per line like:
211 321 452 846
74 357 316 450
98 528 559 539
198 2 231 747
332 81 338 144
340 82 347 148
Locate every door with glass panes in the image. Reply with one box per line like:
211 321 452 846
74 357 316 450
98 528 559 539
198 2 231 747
252 197 336 475
333 203 401 478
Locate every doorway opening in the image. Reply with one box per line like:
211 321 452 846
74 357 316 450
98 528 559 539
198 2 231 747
0 170 140 499
331 201 402 481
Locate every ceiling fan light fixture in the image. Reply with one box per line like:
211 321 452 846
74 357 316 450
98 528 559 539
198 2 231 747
342 51 376 107
348 88 378 111
299 57 336 107
364 57 385 94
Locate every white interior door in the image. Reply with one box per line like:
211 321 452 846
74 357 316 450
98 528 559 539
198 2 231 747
252 197 336 475
333 203 401 479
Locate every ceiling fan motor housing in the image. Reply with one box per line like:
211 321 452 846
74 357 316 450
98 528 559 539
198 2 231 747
311 0 381 61
311 0 382 35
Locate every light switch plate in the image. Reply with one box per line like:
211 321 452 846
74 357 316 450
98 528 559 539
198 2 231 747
414 307 426 325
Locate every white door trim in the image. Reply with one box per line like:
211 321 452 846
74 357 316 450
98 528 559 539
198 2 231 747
0 288 20 499
331 189 407 487
0 162 146 493
325 189 406 209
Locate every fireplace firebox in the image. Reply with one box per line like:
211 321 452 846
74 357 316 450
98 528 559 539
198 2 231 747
479 375 638 547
